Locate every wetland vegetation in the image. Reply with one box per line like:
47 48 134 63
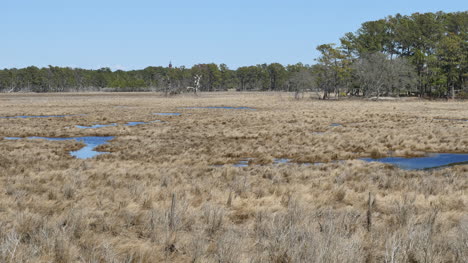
0 92 467 262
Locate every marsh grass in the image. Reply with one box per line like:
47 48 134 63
0 92 467 262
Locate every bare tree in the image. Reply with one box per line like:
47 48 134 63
288 69 315 99
353 53 416 98
186 74 201 95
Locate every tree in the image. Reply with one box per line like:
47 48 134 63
315 44 351 99
353 53 416 98
219 64 236 90
1 11 466 98
355 19 389 54
236 66 267 91
288 68 315 99
320 11 467 98
267 63 287 91
192 64 221 91
436 34 465 99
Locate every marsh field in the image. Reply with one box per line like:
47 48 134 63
0 92 467 263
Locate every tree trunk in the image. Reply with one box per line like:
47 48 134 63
451 84 455 100
322 89 328 100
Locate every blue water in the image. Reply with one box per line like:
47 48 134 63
233 158 252 167
330 123 342 127
76 123 117 129
124 120 160 126
274 158 291 164
233 161 249 167
361 153 468 170
125 120 161 126
153 113 181 116
4 136 114 159
125 121 148 126
183 106 256 110
223 153 468 170
0 114 85 119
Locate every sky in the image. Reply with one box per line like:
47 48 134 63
2 0 466 70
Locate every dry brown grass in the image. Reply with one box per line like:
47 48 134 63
0 92 467 262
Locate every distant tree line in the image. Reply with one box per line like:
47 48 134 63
0 11 466 98
0 63 315 94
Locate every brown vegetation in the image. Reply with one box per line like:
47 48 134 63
0 92 467 262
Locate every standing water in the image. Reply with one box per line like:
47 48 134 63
361 153 468 170
4 136 114 159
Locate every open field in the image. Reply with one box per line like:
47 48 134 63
0 92 467 262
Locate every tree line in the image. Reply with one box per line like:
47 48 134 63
315 11 467 99
0 63 314 94
1 11 466 98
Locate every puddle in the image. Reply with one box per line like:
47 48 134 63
233 158 252 167
217 153 468 170
330 123 342 127
153 113 181 116
4 136 114 159
234 160 249 167
124 120 161 126
125 121 148 126
0 114 85 119
273 158 291 164
183 106 255 110
76 123 117 129
361 153 468 170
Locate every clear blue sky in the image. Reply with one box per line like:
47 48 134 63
2 0 465 70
